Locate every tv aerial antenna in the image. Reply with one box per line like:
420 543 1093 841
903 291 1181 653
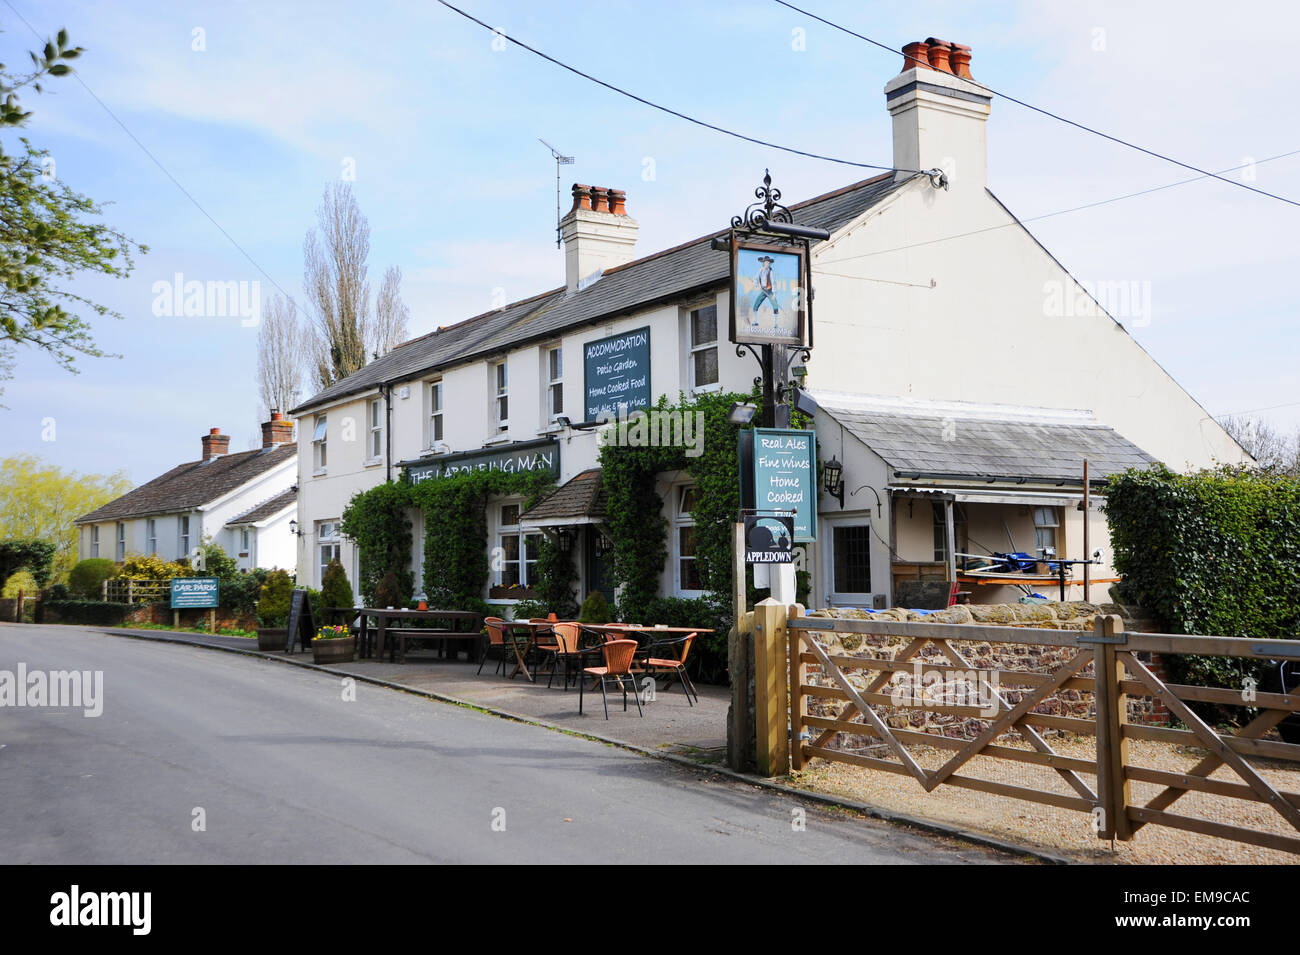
539 138 574 249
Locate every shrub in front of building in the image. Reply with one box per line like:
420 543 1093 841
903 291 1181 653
2 569 39 598
1106 462 1300 712
321 559 355 612
577 590 611 625
116 552 194 580
68 558 117 599
257 569 295 627
42 600 132 626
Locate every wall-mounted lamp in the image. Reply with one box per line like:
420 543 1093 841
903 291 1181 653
823 456 844 508
556 527 573 555
556 415 572 429
289 519 304 538
728 401 758 426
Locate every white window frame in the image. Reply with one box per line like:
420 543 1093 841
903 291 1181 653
317 520 341 585
91 525 100 558
147 518 157 555
178 515 190 558
496 502 539 590
1034 506 1060 556
672 483 704 596
688 303 720 393
492 361 509 434
428 380 444 447
115 522 126 562
823 517 876 608
545 346 563 424
312 414 328 473
367 398 384 463
240 528 251 554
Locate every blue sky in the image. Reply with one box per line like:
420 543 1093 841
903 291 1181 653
1 0 1296 484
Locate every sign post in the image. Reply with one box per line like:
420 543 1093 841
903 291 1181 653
170 577 220 633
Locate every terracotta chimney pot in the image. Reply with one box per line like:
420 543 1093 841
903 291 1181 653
571 183 592 212
590 186 609 213
901 40 929 72
950 43 973 79
925 38 953 73
607 188 627 216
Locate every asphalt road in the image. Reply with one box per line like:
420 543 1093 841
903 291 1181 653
0 624 1013 864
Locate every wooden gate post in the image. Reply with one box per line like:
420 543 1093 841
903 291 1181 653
789 606 807 772
1091 614 1132 841
753 598 790 777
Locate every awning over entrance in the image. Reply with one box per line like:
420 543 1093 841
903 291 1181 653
520 468 607 528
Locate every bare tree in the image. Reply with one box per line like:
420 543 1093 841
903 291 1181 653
1219 414 1300 476
256 294 307 421
305 182 371 387
370 265 409 358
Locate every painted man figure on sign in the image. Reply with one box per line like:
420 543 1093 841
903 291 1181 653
751 255 781 328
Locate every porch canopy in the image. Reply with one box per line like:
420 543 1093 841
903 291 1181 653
520 468 607 529
810 391 1158 603
811 391 1157 492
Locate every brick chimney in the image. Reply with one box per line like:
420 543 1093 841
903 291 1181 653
261 411 294 449
559 184 639 292
201 427 230 462
885 37 991 191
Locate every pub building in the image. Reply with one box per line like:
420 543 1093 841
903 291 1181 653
288 43 1245 615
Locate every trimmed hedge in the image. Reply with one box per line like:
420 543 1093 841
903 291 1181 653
1106 463 1300 705
44 600 132 626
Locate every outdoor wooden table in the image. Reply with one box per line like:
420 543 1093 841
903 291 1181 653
363 608 484 664
501 620 557 683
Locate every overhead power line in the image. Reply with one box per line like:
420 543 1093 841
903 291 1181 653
819 150 1300 267
432 0 909 173
774 0 1300 209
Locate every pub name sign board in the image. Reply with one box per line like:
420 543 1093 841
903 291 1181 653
404 438 560 484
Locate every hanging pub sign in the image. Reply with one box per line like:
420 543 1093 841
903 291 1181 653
744 514 795 563
729 237 810 348
739 427 818 543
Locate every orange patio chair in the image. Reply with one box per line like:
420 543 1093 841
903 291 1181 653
478 616 511 677
579 639 643 719
643 632 700 706
542 622 593 690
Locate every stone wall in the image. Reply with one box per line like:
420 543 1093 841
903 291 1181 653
800 601 1167 747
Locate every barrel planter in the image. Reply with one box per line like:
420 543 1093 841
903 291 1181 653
312 636 356 665
257 628 288 652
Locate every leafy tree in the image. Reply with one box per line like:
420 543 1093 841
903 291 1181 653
256 568 295 626
0 27 145 397
0 454 132 581
0 536 55 585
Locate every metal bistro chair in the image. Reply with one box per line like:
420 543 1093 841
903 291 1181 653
643 632 700 706
579 639 643 719
478 617 511 677
543 623 598 691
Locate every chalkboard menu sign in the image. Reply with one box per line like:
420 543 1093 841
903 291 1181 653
285 589 316 653
583 326 650 420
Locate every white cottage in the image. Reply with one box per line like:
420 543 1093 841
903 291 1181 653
75 415 298 573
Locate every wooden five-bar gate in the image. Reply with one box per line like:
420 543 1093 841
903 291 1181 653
747 600 1300 854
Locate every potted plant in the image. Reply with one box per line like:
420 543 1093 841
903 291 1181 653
255 569 293 651
312 624 356 664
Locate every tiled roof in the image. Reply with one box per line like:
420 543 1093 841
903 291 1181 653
226 486 297 526
521 469 606 523
75 444 296 523
289 173 907 414
814 394 1157 484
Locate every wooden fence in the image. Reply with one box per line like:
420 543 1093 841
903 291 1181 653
103 578 170 604
750 600 1300 855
